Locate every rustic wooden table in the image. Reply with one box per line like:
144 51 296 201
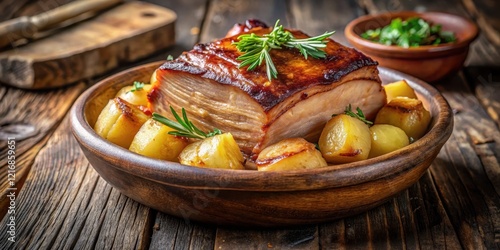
1 0 499 249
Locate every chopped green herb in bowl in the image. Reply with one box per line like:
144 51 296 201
361 17 456 48
345 11 479 81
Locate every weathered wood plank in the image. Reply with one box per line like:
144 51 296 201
0 0 28 21
149 212 216 249
289 0 364 45
0 0 72 22
464 67 500 129
432 133 488 249
150 213 183 249
436 73 500 158
343 213 371 248
215 225 318 249
0 82 86 217
318 219 346 249
136 0 210 61
462 0 500 46
317 170 462 249
417 172 462 249
387 195 420 249
191 224 217 249
365 204 394 249
199 0 288 43
433 75 500 249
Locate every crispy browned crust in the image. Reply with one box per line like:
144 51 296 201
158 27 379 111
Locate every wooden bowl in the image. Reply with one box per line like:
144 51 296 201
345 11 478 82
70 61 453 227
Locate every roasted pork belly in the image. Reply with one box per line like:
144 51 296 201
148 26 386 158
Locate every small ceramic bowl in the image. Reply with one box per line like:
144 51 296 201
70 62 453 227
345 11 479 82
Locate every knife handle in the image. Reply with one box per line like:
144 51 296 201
31 0 122 31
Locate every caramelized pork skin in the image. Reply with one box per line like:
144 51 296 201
148 26 385 157
157 28 379 111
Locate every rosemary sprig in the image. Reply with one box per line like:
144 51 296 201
342 104 373 125
152 107 222 139
128 81 145 93
232 20 335 81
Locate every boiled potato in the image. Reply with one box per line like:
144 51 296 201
86 87 121 128
256 138 327 171
374 97 431 140
129 119 189 161
318 114 371 164
178 133 245 170
94 97 150 148
369 124 409 158
384 80 417 102
115 82 153 107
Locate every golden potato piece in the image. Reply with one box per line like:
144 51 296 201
319 114 371 164
115 83 153 107
179 133 245 170
256 138 327 171
369 124 409 158
129 119 189 161
374 97 431 140
384 80 417 102
86 87 120 128
94 97 150 148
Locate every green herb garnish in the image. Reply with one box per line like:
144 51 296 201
166 55 174 61
233 20 335 81
340 104 373 125
128 81 145 93
152 107 222 139
361 17 456 48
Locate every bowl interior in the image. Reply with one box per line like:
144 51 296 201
71 62 453 192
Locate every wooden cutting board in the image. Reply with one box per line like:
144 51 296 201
0 1 176 89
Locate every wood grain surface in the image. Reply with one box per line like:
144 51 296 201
0 0 499 249
0 82 87 217
462 0 500 46
0 1 175 89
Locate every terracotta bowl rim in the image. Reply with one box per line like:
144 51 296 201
344 11 479 57
70 62 453 192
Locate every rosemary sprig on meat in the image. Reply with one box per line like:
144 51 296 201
233 20 335 81
152 107 222 139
